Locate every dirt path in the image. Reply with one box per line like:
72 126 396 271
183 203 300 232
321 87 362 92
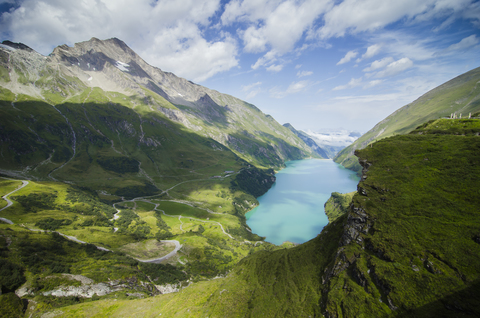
135 240 182 264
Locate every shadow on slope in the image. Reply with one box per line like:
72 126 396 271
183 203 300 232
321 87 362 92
0 98 243 196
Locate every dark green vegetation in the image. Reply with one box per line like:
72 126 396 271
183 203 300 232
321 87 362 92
335 66 480 174
49 119 480 317
230 166 276 197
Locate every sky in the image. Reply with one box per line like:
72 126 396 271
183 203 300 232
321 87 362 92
1 0 479 134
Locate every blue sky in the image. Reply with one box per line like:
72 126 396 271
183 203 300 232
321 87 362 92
1 0 479 133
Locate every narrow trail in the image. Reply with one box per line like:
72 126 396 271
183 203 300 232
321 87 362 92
166 199 223 215
82 88 105 137
135 240 182 264
0 179 29 224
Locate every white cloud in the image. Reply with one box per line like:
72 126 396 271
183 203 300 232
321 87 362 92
375 57 414 78
319 0 433 38
317 0 480 40
270 80 310 98
145 33 239 82
363 79 383 89
266 64 284 72
369 30 437 61
225 0 331 71
241 26 268 53
363 56 395 72
0 0 239 82
337 50 358 65
444 34 479 52
358 43 382 61
251 49 278 70
333 77 362 90
221 0 280 25
242 81 262 91
297 70 313 77
287 80 309 92
412 0 475 24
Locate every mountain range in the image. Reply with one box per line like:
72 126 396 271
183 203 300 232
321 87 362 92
1 37 480 317
0 37 319 192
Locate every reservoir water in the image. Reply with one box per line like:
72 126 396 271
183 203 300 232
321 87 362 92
245 159 359 245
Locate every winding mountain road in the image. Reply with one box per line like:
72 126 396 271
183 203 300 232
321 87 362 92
1 177 247 264
135 240 182 264
0 180 29 224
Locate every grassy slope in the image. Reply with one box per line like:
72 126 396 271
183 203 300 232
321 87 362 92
0 86 246 194
0 176 287 316
50 119 480 317
0 177 278 265
49 220 344 318
334 66 480 174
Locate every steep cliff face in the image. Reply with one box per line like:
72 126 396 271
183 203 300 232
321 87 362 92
320 119 480 317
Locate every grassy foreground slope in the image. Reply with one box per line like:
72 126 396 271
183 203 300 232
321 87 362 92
334 66 480 174
48 119 480 317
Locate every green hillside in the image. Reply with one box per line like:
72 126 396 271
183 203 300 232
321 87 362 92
334 66 480 174
31 119 480 317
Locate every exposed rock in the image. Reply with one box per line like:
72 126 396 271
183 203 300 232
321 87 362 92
42 282 115 298
340 206 370 246
155 283 180 294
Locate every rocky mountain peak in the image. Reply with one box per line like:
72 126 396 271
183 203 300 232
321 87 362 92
50 37 140 68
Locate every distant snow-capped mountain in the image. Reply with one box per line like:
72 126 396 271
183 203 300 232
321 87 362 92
304 129 361 158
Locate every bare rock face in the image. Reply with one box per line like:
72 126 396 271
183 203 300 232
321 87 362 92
42 282 115 298
16 274 156 299
155 283 180 294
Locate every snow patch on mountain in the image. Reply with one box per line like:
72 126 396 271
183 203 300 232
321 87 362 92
115 61 130 72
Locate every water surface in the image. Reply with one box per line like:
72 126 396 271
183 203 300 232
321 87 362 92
245 159 359 245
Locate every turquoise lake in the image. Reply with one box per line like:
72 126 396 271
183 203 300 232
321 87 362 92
245 159 360 245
